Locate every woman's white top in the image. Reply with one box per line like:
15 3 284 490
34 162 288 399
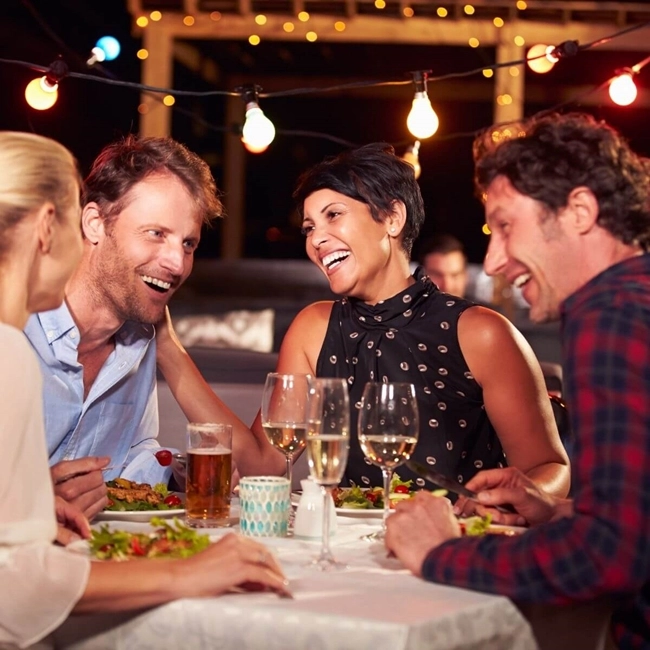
0 324 89 648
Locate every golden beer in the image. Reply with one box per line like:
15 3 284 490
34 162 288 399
186 448 232 526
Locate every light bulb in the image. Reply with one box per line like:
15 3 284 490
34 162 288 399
25 77 58 111
402 141 421 179
95 36 121 61
407 92 439 140
241 104 275 153
526 44 557 74
609 73 637 106
86 46 106 66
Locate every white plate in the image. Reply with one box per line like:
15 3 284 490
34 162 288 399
94 508 185 523
291 492 383 518
335 506 383 518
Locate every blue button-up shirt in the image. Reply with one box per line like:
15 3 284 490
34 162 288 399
24 303 172 485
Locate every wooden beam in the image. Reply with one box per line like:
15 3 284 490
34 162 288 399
139 23 174 136
139 14 650 52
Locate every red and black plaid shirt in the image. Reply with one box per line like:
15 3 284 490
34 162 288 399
422 254 650 649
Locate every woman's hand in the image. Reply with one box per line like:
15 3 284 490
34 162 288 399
177 534 291 598
54 495 91 545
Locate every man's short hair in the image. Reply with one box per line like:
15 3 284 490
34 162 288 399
83 134 223 227
473 112 650 250
417 233 467 265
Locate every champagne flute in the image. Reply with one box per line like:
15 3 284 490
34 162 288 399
306 377 350 570
261 373 311 488
358 381 419 541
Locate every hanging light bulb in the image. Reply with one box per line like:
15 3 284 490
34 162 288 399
25 76 58 110
237 85 275 153
406 71 439 140
24 60 68 111
96 36 121 61
526 44 557 74
609 71 638 106
402 141 421 179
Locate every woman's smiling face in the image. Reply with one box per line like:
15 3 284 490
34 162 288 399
301 189 398 303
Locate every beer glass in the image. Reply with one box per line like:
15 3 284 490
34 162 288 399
186 422 233 527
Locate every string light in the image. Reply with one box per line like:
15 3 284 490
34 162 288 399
401 141 421 179
87 36 121 66
609 70 637 105
238 85 276 153
24 60 68 111
406 71 439 140
526 44 558 74
4 20 649 148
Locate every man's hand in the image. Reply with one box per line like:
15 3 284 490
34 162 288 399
54 496 91 545
385 492 461 576
461 467 560 527
51 457 110 521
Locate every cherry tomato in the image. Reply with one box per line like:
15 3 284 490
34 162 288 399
130 537 147 556
393 485 410 494
155 449 173 466
365 491 378 504
164 494 182 507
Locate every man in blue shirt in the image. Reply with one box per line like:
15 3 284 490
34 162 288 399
25 135 223 519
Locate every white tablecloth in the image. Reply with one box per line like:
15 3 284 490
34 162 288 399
53 515 537 650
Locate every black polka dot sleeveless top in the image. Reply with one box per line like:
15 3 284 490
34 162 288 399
316 266 506 490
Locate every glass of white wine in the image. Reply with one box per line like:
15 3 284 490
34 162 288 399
306 377 350 570
358 381 419 541
261 373 311 488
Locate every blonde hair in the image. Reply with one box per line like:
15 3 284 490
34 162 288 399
0 131 81 259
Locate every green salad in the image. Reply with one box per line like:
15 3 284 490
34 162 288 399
332 474 447 509
89 517 210 560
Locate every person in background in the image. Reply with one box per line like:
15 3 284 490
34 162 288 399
385 112 650 649
0 131 289 649
418 233 469 298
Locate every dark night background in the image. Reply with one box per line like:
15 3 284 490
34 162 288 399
2 0 650 264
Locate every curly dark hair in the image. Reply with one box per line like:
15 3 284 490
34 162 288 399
473 112 650 249
83 134 223 227
293 142 425 256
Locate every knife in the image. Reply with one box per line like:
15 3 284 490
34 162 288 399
405 459 517 514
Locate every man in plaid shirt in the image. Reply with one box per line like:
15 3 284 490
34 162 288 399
386 112 650 648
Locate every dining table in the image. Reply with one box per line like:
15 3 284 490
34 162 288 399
52 506 538 650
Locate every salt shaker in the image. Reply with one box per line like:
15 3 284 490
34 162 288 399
293 478 337 538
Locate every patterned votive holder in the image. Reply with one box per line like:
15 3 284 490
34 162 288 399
239 476 291 538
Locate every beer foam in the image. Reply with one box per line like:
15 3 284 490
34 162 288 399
187 447 232 455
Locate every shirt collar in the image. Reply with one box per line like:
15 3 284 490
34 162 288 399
37 301 155 346
560 252 650 319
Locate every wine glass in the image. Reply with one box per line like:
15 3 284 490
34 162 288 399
358 381 419 541
261 373 311 488
305 377 350 570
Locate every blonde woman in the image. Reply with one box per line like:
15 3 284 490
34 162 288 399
0 132 288 648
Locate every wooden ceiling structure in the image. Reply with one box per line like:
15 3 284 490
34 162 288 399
125 0 650 257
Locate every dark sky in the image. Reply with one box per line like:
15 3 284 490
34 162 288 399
2 0 650 263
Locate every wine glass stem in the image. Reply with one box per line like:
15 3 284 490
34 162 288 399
285 454 292 487
319 486 333 562
382 467 392 535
